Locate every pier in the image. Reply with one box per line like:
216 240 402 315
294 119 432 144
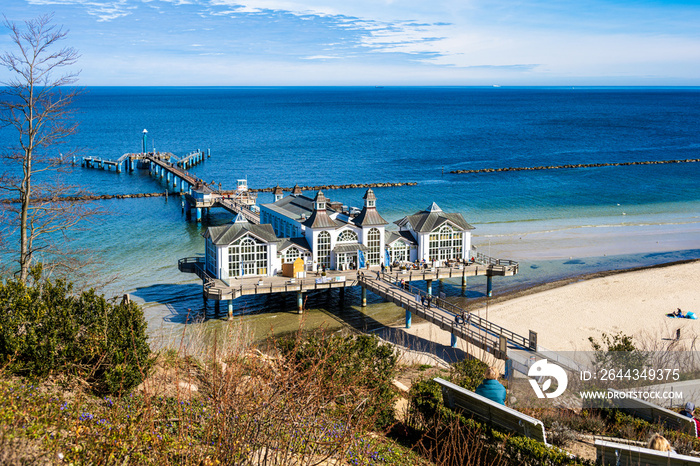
178 255 529 360
81 138 542 369
81 148 261 224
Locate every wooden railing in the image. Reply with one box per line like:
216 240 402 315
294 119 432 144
378 273 531 350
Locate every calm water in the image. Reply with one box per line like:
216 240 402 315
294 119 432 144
2 87 699 342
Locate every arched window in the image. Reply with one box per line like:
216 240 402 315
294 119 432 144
285 247 300 263
367 228 381 266
228 235 268 277
337 229 358 243
317 231 331 269
429 225 463 261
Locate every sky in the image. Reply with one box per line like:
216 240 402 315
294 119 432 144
1 0 699 86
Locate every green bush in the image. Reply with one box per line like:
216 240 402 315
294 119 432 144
0 269 151 394
278 332 398 428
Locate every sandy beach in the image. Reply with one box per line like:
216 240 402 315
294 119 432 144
383 260 700 364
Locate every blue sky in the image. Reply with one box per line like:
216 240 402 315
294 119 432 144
1 0 699 85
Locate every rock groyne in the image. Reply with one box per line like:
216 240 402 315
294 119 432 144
248 181 417 193
449 158 700 175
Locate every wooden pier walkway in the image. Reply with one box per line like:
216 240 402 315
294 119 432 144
179 256 529 360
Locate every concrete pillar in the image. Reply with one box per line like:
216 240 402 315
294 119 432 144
196 207 202 223
339 286 345 303
166 172 171 184
487 275 493 297
297 291 303 314
426 279 432 297
405 308 412 328
228 300 234 319
361 285 367 308
451 333 458 348
207 148 211 158
174 176 180 191
462 272 467 288
215 300 220 315
116 163 121 173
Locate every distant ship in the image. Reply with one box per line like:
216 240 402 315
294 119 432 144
493 85 501 88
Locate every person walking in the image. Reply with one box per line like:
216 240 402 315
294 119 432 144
421 295 425 306
426 295 432 308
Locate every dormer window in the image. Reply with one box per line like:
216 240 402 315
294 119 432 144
316 201 326 211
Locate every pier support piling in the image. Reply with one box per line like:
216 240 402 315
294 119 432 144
405 309 412 328
451 333 458 348
215 300 220 316
487 275 493 297
196 207 202 223
228 300 234 319
297 291 303 314
426 279 432 297
361 285 367 308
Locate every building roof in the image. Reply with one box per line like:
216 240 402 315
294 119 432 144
352 208 388 227
385 230 417 246
262 194 316 222
292 184 302 195
205 218 279 246
278 237 311 253
302 190 341 229
333 243 369 253
394 202 475 233
352 188 388 227
273 185 284 195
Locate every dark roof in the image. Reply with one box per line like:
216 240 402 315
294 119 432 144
394 202 474 233
278 237 311 253
205 220 279 246
292 184 302 195
302 190 341 229
333 243 368 253
273 185 283 195
262 194 315 221
385 230 417 245
302 209 341 229
352 206 388 227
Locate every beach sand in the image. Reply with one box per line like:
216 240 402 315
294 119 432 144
382 260 700 365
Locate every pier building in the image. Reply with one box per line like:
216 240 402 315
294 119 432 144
203 187 479 282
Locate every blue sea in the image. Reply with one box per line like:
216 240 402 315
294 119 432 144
2 86 699 343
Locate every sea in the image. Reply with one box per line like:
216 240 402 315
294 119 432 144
2 86 699 346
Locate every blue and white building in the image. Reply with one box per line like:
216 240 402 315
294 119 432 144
202 187 475 281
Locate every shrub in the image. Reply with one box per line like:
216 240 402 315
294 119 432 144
278 332 398 429
0 268 150 395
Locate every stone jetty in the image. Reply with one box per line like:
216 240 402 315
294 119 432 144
450 158 700 175
248 181 417 193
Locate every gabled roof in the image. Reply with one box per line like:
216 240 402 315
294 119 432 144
394 202 475 233
205 219 279 246
278 237 311 253
385 230 417 246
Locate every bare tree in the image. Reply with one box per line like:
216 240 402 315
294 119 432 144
0 14 97 282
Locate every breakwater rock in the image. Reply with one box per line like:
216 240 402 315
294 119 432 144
2 192 169 204
250 182 418 193
449 158 700 175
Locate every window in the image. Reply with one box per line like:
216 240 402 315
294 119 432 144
367 228 381 265
429 225 463 261
337 229 358 243
317 231 331 269
390 241 409 263
228 235 268 277
285 247 300 263
206 238 217 275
